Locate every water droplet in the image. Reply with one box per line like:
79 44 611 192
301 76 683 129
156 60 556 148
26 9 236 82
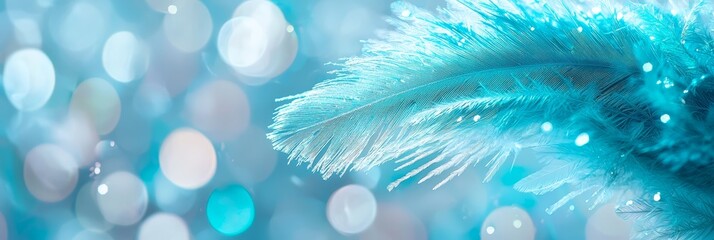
575 133 590 146
541 122 553 132
642 62 653 73
660 114 670 124
513 220 522 229
591 7 602 14
97 184 108 195
401 10 411 17
167 4 177 14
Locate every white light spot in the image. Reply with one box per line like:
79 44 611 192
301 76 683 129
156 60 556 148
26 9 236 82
653 192 661 202
327 185 377 234
625 200 634 206
69 78 122 135
97 171 148 225
139 213 190 240
163 0 213 52
159 128 217 189
649 36 656 41
401 10 411 17
591 7 602 14
670 9 678 16
575 133 590 147
93 167 101 175
541 122 553 132
3 48 56 111
642 62 653 73
569 205 575 211
97 184 108 195
286 24 294 33
24 144 78 202
513 220 522 229
473 115 481 122
529 27 535 31
660 114 670 124
577 27 583 32
486 226 495 235
456 116 463 122
167 4 177 14
102 31 150 83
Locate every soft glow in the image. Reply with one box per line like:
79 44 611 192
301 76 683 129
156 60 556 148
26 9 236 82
401 10 411 17
159 128 217 189
138 213 190 240
3 48 56 111
327 184 377 234
660 114 670 124
642 62 653 73
97 171 148 226
513 219 522 229
541 122 553 132
586 204 633 239
217 0 298 83
481 206 535 240
97 184 108 195
654 192 661 202
69 78 121 135
102 31 149 83
162 0 212 52
575 133 590 147
167 4 177 14
24 144 78 202
207 185 255 236
185 80 250 141
473 115 481 122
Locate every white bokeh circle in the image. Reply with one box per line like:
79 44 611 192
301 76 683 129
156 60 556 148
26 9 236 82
159 128 217 189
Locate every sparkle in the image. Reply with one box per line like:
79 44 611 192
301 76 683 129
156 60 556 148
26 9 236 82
660 114 671 124
653 192 661 202
401 10 411 17
286 25 294 33
577 26 583 32
530 26 535 31
575 133 590 146
486 226 495 235
642 62 653 73
456 116 463 122
93 167 101 175
591 7 602 15
513 219 522 229
168 4 177 15
98 184 109 195
541 122 553 132
473 115 481 122
626 200 634 206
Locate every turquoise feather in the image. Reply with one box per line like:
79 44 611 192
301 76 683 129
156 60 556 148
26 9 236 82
270 0 714 238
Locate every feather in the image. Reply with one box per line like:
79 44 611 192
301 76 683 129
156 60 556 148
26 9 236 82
270 0 714 238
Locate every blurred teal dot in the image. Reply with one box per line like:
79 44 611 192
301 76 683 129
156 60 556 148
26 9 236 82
206 185 255 236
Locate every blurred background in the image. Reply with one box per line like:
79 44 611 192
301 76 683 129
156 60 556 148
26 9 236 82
0 0 635 239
